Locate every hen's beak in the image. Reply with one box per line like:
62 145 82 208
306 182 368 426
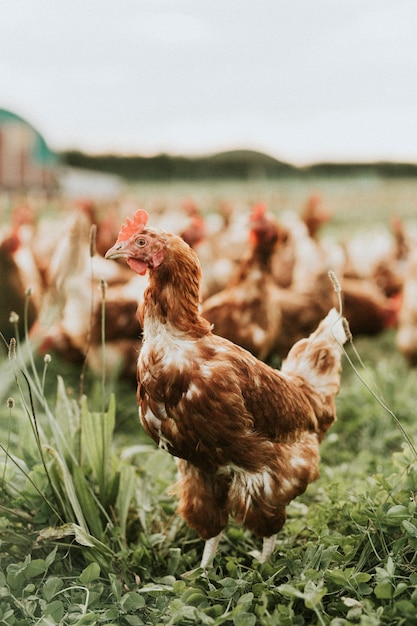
105 241 130 260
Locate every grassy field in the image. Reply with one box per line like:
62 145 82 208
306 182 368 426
1 176 417 625
130 174 417 231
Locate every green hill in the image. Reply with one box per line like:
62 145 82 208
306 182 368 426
60 148 417 181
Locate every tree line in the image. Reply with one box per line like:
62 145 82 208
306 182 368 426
60 149 417 181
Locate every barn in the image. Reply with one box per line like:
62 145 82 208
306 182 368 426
0 108 59 190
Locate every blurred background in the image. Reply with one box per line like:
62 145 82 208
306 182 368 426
0 0 416 192
1 0 417 368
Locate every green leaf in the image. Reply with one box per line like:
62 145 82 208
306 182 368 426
6 560 30 591
55 375 81 454
116 464 137 540
44 600 65 622
71 463 104 537
326 568 353 587
80 394 116 503
167 548 182 576
277 583 304 600
234 613 257 626
303 581 328 609
121 591 146 611
237 592 254 607
385 505 410 526
354 572 372 583
124 616 144 626
43 577 64 602
26 558 47 578
181 591 207 607
374 582 393 599
108 572 122 602
45 546 58 568
402 519 417 537
71 614 99 625
45 445 89 531
79 562 101 584
72 524 96 547
394 582 408 598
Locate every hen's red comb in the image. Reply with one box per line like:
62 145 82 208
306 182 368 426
249 203 267 222
117 209 149 242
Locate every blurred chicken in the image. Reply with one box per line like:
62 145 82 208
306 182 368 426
199 202 338 360
105 209 347 567
188 202 249 298
202 204 283 360
389 215 411 263
283 209 402 339
77 199 127 258
270 213 338 357
0 225 42 343
340 216 408 295
341 277 400 336
37 211 143 379
370 216 408 298
179 199 207 248
301 193 333 240
396 248 417 365
271 195 332 289
335 218 404 335
39 275 143 379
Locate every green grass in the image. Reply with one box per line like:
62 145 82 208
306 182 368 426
1 305 416 626
1 177 417 624
130 174 417 236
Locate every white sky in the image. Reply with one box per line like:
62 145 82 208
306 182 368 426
1 0 416 164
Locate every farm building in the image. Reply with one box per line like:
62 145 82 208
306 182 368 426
0 108 59 190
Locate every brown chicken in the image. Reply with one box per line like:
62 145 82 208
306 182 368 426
341 277 400 336
300 193 333 241
37 211 143 379
190 203 249 299
270 215 338 357
0 228 41 342
396 247 417 366
39 280 142 379
105 209 347 566
201 204 284 361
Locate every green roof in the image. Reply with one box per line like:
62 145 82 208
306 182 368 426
0 107 57 165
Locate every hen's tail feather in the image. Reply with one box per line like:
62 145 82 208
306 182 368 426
281 307 347 398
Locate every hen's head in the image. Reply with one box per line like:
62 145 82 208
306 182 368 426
105 209 168 275
249 203 280 248
180 214 206 248
301 194 332 239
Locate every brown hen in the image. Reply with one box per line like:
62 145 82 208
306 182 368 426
201 203 284 361
106 209 347 566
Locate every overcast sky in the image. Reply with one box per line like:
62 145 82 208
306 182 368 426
1 0 416 164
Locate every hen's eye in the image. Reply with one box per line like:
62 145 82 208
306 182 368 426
136 237 146 247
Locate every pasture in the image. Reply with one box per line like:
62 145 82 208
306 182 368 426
1 174 417 625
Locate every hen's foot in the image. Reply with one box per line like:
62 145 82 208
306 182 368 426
200 533 222 568
260 534 277 562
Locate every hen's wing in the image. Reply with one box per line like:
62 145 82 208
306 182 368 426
138 334 320 473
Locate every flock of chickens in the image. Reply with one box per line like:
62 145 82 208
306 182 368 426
0 192 416 565
0 193 413 371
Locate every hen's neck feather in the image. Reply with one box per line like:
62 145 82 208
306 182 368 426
144 235 212 338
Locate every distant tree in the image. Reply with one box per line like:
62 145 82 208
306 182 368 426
60 150 417 181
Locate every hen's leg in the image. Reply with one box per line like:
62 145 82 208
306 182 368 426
260 534 277 562
201 533 222 568
175 461 229 566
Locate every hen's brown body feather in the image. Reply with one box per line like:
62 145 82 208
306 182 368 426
106 215 346 563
